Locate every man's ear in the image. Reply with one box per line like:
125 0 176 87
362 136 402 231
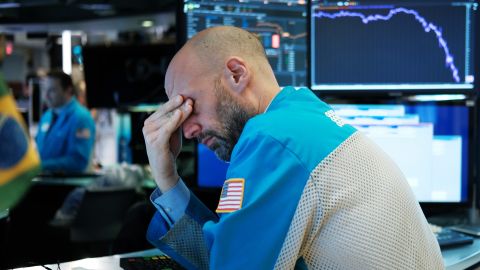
224 57 250 93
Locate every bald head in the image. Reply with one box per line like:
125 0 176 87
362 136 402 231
162 26 281 160
165 26 277 98
191 26 267 67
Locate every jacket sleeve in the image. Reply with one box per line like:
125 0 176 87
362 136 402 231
148 132 310 270
147 190 218 270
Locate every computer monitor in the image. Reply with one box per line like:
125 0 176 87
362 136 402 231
310 0 478 92
83 44 176 108
181 0 308 87
327 96 474 206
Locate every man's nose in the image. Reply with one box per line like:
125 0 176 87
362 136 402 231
182 120 201 139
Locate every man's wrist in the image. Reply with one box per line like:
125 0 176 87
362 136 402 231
155 173 180 193
151 178 190 226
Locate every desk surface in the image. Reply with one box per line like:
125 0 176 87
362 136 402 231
13 242 480 270
32 176 157 189
442 238 480 270
14 248 162 270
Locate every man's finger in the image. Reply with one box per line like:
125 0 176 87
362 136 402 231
162 103 192 137
177 99 193 127
151 109 182 144
144 99 193 132
145 95 184 124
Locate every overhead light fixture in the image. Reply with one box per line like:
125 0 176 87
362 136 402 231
79 4 112 11
407 94 466 102
62 31 72 75
141 20 154 28
5 41 13 55
0 3 20 9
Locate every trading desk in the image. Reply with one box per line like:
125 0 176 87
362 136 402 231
32 175 157 189
12 241 480 270
13 248 162 270
442 238 480 269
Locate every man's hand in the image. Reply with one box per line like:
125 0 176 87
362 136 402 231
143 95 193 192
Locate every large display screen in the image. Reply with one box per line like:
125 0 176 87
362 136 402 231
183 0 308 87
311 1 477 91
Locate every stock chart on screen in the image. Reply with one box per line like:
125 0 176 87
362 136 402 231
311 1 477 91
183 0 307 87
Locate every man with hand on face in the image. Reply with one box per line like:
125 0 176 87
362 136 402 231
35 70 95 173
143 26 443 269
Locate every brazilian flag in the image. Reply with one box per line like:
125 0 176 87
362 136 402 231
0 72 41 211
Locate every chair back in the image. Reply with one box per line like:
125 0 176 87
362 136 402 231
70 187 136 243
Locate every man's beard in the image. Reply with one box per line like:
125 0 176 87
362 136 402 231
199 78 256 162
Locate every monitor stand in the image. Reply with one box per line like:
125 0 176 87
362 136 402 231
449 183 480 236
468 182 480 224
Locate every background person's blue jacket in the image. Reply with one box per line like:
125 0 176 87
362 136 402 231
35 98 95 173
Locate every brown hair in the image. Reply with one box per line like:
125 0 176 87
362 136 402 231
47 69 75 95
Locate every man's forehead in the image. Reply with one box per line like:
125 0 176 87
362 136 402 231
164 79 178 100
164 45 204 98
164 56 182 99
166 86 187 101
165 66 192 100
165 86 173 99
39 77 56 87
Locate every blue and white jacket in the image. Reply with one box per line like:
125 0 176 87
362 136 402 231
147 87 444 270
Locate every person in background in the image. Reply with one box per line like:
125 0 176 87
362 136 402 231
142 26 444 269
35 69 95 173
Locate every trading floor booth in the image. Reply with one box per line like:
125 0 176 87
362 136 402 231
3 0 480 269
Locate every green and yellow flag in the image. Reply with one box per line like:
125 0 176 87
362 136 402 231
0 73 41 211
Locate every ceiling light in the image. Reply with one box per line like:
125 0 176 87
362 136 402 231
407 94 466 102
141 20 154 28
79 4 112 11
0 3 20 9
62 31 72 75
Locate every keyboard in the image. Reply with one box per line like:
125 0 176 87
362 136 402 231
120 255 186 270
430 224 474 248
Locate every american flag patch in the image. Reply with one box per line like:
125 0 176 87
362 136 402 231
216 178 245 213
